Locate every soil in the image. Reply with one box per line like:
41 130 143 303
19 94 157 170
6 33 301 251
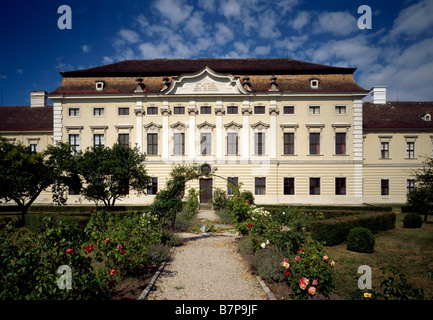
112 266 158 300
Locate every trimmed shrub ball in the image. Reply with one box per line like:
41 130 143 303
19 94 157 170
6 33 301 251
346 227 375 253
403 213 423 228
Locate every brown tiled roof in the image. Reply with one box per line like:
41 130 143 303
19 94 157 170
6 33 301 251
50 58 368 95
363 101 433 129
0 105 53 131
59 58 357 77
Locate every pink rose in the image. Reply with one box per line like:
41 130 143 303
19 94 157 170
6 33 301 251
65 248 73 254
105 238 110 243
299 283 307 290
313 279 318 286
117 245 123 250
323 255 328 261
109 269 116 276
299 277 309 286
295 256 300 261
308 286 317 295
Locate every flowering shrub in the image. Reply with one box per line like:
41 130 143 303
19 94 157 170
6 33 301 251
0 217 114 300
282 240 335 299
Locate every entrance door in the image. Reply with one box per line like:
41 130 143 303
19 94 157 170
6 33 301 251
199 178 213 203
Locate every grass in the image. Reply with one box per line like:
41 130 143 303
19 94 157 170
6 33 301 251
325 212 433 299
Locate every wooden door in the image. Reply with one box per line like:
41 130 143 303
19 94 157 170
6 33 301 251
199 178 213 203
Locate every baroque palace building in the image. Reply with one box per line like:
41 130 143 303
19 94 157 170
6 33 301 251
1 58 433 206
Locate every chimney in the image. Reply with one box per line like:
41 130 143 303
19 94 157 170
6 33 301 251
370 86 387 104
30 91 47 107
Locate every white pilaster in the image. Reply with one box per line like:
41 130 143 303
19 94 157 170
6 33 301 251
215 100 224 162
353 99 363 203
188 100 196 160
269 100 278 159
134 100 144 153
53 101 63 143
162 101 170 160
242 100 251 162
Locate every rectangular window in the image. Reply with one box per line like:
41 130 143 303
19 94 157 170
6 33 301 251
310 178 320 195
309 106 320 114
147 106 158 115
30 144 38 152
227 177 238 195
381 179 389 196
227 106 238 114
255 132 265 155
407 179 415 194
93 108 105 116
283 106 295 114
255 177 266 195
335 178 346 195
147 177 158 195
200 106 211 114
118 107 129 115
381 142 389 159
147 133 158 155
68 108 79 116
335 133 346 155
200 133 211 156
174 106 185 114
283 132 295 155
174 133 185 155
227 132 238 155
69 134 80 155
335 106 346 114
118 133 129 147
93 134 104 147
254 106 265 114
283 177 295 195
309 133 320 155
406 142 415 159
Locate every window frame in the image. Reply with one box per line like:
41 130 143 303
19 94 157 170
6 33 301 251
147 133 158 155
255 177 266 195
309 177 320 195
283 177 295 195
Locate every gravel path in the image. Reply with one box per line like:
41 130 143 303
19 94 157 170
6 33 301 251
146 210 267 300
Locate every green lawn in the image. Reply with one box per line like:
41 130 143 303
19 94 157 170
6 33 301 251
325 212 433 299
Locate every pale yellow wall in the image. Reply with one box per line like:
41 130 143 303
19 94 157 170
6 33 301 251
0 131 53 152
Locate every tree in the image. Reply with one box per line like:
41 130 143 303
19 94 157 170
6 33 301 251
407 157 433 222
150 164 202 229
77 144 150 208
44 142 82 205
0 138 53 223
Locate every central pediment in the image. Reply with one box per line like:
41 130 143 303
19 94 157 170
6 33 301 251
164 66 249 95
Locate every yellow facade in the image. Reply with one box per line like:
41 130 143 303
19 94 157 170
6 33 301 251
2 59 432 206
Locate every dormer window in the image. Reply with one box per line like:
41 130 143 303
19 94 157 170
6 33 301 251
95 80 105 91
422 112 431 121
310 78 319 89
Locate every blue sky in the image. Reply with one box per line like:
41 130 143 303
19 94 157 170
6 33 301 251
1 0 433 106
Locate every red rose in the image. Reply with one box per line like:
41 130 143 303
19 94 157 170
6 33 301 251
285 271 290 277
65 248 73 254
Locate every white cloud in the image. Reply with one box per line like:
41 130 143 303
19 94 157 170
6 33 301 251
15 68 24 74
0 75 7 80
314 11 358 36
220 0 242 19
102 56 114 64
184 11 207 37
291 11 310 31
253 45 271 56
215 23 234 45
153 0 193 25
388 0 433 40
257 10 281 39
197 0 216 12
135 14 150 29
81 45 91 53
138 42 171 59
117 29 140 44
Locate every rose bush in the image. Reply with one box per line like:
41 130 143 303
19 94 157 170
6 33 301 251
282 240 335 299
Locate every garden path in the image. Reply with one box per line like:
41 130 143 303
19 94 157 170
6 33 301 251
146 209 267 300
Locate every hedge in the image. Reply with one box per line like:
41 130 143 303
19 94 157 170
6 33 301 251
310 211 396 246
